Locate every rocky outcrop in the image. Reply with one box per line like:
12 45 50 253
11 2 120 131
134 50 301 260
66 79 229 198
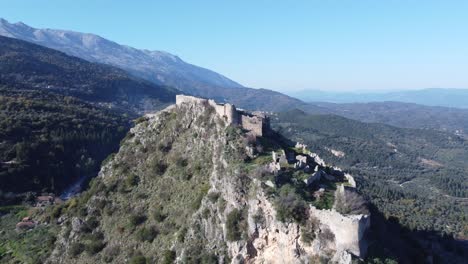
223 181 369 264
176 95 269 136
47 98 370 264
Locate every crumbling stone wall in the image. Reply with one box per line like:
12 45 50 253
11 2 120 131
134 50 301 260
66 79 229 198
309 205 370 258
241 115 264 137
176 94 268 137
213 103 238 125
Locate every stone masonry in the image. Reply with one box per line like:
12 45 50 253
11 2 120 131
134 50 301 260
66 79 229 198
175 95 269 136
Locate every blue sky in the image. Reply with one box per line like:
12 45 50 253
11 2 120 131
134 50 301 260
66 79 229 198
1 0 467 92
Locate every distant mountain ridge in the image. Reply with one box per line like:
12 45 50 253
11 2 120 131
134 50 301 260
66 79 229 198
304 101 468 137
0 18 243 95
290 88 468 109
0 18 306 112
0 35 176 114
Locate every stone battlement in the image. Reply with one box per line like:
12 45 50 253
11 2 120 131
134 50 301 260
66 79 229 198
175 95 269 136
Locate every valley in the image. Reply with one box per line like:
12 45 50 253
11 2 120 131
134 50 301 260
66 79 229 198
271 110 468 238
0 9 467 264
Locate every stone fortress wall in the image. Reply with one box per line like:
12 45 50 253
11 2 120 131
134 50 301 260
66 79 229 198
176 95 269 136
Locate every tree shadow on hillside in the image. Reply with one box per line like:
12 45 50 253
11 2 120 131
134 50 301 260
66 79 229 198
366 204 468 264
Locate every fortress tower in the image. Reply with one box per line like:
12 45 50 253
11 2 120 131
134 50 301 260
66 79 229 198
175 95 269 137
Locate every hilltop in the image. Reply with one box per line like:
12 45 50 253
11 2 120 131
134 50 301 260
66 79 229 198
0 97 374 264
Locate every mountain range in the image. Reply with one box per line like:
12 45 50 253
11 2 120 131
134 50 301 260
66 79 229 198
0 17 467 264
0 35 177 114
0 18 242 93
303 101 468 137
0 18 305 112
0 34 179 194
289 88 468 109
3 18 468 139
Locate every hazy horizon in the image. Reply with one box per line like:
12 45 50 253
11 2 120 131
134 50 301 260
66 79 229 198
2 0 468 92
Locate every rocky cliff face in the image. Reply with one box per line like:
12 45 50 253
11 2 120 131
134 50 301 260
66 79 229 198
46 98 369 264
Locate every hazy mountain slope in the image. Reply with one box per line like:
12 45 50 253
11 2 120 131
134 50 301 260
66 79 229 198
272 109 468 239
307 101 468 137
0 36 177 195
0 35 176 113
291 88 468 108
0 18 307 112
0 18 243 95
206 87 311 112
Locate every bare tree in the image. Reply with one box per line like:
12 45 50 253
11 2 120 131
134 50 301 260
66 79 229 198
334 188 369 215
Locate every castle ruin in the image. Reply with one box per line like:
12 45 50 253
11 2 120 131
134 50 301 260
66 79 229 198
175 95 270 137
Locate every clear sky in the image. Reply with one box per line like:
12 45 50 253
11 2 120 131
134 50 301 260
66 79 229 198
1 0 467 92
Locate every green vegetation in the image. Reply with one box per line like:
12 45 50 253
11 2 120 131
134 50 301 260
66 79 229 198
161 250 176 264
0 35 179 197
301 216 319 245
0 89 129 195
152 205 166 222
38 104 247 262
136 226 158 242
273 110 468 238
129 254 147 264
274 185 308 223
0 206 57 263
128 213 147 228
84 237 105 255
69 242 85 257
226 208 245 241
0 35 176 113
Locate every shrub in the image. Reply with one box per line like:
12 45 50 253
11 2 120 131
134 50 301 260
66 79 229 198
226 208 245 241
129 213 147 228
134 116 148 125
158 142 172 153
200 253 218 264
86 216 99 229
301 216 319 244
334 188 369 215
154 162 168 175
51 205 63 218
136 226 158 242
95 199 107 210
275 185 308 223
102 245 120 263
218 198 226 212
78 207 88 218
125 174 140 188
191 185 209 210
318 228 335 246
202 208 211 219
152 205 166 222
207 192 220 203
252 166 270 179
85 239 106 255
130 254 147 264
69 242 84 257
253 208 266 227
162 250 176 264
175 157 188 167
177 227 187 243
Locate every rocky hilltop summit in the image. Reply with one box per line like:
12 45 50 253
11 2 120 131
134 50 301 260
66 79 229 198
42 96 370 264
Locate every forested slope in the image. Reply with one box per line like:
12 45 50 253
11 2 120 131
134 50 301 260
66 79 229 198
272 109 468 238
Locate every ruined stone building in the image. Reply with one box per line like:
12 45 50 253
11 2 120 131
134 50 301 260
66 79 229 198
175 95 270 136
